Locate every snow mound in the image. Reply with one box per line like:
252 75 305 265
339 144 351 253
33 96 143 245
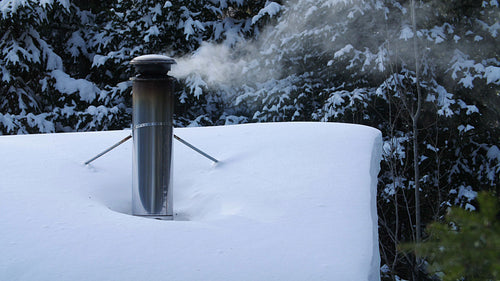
0 122 381 281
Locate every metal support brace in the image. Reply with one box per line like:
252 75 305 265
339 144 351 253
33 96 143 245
84 134 219 165
173 134 219 164
84 135 132 165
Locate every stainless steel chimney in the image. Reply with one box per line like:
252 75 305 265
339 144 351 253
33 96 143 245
130 55 176 220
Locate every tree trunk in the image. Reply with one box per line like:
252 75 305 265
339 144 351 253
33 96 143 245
411 0 422 245
411 0 423 279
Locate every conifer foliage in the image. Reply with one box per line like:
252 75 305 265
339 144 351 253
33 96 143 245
407 192 500 281
0 0 273 133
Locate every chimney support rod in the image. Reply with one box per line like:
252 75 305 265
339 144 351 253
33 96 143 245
84 134 218 165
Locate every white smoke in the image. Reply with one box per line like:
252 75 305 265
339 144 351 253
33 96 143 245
167 0 349 89
170 43 247 86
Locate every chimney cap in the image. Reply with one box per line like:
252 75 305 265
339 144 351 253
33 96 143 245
130 54 176 77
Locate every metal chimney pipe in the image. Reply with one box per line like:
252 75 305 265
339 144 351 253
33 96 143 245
130 54 176 220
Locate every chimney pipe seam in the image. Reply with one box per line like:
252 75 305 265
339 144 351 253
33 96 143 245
134 122 171 130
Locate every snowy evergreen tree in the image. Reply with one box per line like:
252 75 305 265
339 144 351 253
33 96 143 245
0 0 274 132
1 0 68 133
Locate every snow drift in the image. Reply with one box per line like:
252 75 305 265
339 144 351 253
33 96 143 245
0 122 381 280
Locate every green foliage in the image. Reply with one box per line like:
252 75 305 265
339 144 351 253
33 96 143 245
403 192 500 280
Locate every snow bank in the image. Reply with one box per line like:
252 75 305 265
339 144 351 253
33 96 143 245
0 122 381 281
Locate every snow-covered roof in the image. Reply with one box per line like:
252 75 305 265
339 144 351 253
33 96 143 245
0 122 381 280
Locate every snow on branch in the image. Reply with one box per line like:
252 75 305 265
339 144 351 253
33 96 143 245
0 0 29 18
50 70 100 102
0 0 69 18
450 49 500 88
251 2 282 25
